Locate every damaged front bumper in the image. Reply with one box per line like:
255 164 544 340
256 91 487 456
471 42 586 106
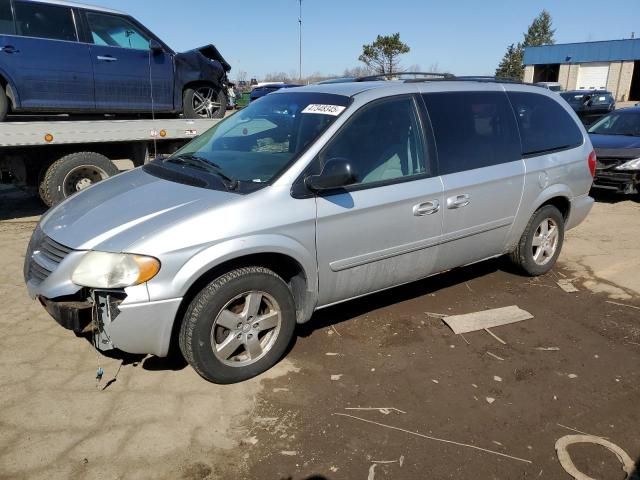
37 290 182 357
593 170 639 194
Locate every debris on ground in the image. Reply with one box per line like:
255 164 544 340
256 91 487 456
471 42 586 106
535 347 560 351
555 435 635 480
486 397 495 404
441 306 533 334
344 407 406 415
486 351 505 361
334 413 531 464
331 374 343 381
557 279 579 293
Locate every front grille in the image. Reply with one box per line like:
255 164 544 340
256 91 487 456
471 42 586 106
27 234 73 286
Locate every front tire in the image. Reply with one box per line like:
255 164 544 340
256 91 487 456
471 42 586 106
509 205 565 276
179 267 296 384
183 86 227 119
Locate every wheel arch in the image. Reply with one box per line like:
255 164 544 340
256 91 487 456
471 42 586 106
167 247 316 359
0 68 18 110
506 184 573 253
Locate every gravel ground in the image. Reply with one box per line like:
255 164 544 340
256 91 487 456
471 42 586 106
0 186 638 480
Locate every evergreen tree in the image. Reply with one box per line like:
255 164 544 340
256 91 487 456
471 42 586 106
523 10 556 47
495 10 556 79
495 43 524 79
359 33 410 76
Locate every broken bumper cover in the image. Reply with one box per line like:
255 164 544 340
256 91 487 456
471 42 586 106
39 295 182 357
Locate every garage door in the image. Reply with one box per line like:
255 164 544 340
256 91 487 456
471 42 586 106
576 63 610 90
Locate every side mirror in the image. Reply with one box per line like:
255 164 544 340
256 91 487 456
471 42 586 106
305 158 356 191
149 39 164 53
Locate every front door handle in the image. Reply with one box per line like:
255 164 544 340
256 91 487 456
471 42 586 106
446 194 470 209
97 55 117 62
413 200 440 216
0 45 19 54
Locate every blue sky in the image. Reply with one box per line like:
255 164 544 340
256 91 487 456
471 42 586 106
94 0 640 80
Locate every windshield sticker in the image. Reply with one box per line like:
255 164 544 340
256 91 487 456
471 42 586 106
302 104 346 116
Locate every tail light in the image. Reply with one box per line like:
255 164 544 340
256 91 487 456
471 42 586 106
588 150 597 178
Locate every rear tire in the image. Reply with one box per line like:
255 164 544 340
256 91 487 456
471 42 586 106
41 152 119 207
183 86 226 119
179 267 296 384
0 87 8 122
509 205 565 276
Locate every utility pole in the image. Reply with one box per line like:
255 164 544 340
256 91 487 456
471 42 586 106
298 0 302 82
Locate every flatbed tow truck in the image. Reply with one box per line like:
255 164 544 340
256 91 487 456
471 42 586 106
0 117 221 206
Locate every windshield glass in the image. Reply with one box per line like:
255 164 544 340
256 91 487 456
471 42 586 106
172 92 351 183
588 111 640 136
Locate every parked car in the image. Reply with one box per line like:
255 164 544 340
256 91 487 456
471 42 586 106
249 83 302 102
25 80 595 383
588 106 640 194
0 0 232 120
560 90 615 125
535 81 562 92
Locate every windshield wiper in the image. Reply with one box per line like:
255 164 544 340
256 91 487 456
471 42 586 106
167 154 239 190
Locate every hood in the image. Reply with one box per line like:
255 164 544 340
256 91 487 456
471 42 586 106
40 168 238 252
589 133 640 157
178 44 231 72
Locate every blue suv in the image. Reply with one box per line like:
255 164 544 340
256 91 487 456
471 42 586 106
0 0 231 120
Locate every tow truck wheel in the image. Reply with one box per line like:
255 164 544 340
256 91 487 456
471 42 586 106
183 86 227 119
41 152 119 207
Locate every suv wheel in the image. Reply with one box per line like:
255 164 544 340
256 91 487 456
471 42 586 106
0 87 8 122
179 267 296 384
183 86 227 119
510 205 565 276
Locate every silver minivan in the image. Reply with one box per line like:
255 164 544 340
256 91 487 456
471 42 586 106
24 80 596 383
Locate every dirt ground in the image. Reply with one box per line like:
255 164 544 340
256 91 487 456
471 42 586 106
0 186 638 480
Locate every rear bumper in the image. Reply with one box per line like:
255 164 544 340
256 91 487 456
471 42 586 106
566 194 594 231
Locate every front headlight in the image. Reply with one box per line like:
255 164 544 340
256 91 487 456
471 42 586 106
72 252 160 288
615 157 640 171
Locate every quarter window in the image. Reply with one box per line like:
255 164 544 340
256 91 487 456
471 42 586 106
320 96 428 185
14 1 76 42
87 12 150 50
422 92 521 175
0 0 14 35
507 92 583 155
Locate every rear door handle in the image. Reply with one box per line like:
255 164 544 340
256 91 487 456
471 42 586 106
1 45 19 54
446 194 470 209
97 55 117 62
413 200 440 216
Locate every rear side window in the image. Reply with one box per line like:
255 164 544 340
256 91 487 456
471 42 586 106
0 0 15 35
14 1 77 41
507 92 583 156
422 92 520 175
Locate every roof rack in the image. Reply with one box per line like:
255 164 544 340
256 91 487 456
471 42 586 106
355 71 455 82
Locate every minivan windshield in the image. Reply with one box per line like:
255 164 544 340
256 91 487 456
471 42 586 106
588 110 640 136
170 92 351 184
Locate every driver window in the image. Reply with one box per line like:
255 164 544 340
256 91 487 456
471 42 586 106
87 12 151 50
320 96 428 185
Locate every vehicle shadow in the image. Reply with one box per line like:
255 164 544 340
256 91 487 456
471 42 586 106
590 188 639 204
297 257 505 338
632 456 640 480
0 185 47 221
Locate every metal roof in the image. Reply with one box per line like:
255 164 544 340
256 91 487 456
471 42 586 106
524 39 640 65
21 0 126 15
